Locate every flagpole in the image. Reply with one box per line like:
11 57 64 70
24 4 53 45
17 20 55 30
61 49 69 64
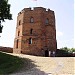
36 0 37 7
33 0 37 7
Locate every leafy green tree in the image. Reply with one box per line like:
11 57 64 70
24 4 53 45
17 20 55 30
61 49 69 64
0 0 12 33
60 47 75 53
60 47 69 52
71 48 75 52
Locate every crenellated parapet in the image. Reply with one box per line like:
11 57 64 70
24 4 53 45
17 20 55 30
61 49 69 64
18 7 54 16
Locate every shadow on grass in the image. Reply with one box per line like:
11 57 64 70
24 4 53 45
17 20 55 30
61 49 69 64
11 57 52 75
0 52 23 74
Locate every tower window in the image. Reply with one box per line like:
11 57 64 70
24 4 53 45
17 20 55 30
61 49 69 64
46 18 49 24
19 20 21 25
29 38 32 44
30 17 34 23
16 39 19 48
30 29 33 34
18 31 20 36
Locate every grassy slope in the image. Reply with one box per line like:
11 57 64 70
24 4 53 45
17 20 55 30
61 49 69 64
0 52 23 74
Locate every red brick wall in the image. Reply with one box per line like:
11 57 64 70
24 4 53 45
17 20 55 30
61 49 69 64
13 7 57 56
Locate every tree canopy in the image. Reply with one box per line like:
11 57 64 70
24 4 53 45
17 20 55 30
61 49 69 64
0 0 12 33
60 47 75 53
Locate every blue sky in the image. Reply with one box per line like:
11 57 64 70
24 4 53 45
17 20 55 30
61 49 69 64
0 0 74 48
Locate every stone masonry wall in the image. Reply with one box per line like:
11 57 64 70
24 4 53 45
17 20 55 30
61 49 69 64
0 46 13 53
13 7 57 56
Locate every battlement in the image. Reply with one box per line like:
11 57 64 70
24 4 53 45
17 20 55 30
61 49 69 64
18 7 54 16
34 7 46 11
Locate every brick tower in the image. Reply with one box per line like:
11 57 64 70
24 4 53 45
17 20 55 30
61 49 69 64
13 7 57 56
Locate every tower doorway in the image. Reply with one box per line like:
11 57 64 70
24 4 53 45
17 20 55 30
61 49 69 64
45 50 49 57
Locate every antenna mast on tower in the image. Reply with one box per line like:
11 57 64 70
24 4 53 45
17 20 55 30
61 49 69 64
33 0 37 7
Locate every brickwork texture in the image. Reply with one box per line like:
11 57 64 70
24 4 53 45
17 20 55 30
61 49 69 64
13 7 57 56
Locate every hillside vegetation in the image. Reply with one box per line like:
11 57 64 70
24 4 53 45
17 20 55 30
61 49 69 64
0 52 23 74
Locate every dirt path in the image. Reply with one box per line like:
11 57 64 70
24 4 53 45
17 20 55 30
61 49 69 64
10 54 74 75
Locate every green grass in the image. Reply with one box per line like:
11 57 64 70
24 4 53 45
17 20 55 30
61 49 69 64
0 52 23 74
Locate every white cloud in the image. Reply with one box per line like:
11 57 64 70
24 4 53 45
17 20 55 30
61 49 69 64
56 31 63 37
57 39 74 48
74 37 75 48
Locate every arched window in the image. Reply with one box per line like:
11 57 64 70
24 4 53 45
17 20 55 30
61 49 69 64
19 20 21 25
16 39 19 48
30 17 34 23
30 29 33 34
46 18 49 24
18 31 20 36
29 38 32 44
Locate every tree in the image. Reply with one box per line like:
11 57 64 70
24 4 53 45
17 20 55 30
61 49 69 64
70 48 75 52
60 47 75 53
60 47 69 52
0 0 12 33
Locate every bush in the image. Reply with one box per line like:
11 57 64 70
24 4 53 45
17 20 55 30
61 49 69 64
55 49 73 57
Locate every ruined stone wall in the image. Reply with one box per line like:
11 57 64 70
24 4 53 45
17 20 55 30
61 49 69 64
0 46 13 53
